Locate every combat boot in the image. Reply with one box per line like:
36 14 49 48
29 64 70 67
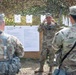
48 67 52 75
34 65 44 74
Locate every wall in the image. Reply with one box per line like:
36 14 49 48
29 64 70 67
23 32 43 59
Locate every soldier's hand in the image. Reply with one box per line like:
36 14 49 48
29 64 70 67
51 18 57 25
51 17 56 23
43 19 47 23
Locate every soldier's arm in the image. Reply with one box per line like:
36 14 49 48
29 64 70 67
52 31 63 51
51 17 57 25
38 23 45 32
11 36 24 58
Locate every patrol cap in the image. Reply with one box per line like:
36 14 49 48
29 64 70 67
45 13 52 17
69 6 76 15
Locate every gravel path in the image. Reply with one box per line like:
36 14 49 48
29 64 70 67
16 58 52 75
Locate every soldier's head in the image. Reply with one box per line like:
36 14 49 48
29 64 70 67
45 13 52 24
69 6 76 24
0 14 5 31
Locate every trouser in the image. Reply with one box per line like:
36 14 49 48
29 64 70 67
39 48 54 71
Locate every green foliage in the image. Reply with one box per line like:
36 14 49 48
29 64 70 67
5 15 41 26
0 0 76 25
1 0 75 15
5 17 15 26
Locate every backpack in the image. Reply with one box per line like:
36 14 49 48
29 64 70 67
0 33 21 75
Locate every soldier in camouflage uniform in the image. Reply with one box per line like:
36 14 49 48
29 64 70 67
52 6 76 75
35 13 59 75
0 14 24 75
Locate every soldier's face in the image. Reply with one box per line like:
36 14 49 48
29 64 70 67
46 16 52 24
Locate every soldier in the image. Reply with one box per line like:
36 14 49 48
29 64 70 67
0 14 24 75
34 13 59 75
52 6 76 75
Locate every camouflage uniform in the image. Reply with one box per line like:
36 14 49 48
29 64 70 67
38 22 59 72
0 14 24 75
0 14 24 58
0 31 24 57
7 34 24 58
0 31 24 75
0 31 24 58
52 6 76 75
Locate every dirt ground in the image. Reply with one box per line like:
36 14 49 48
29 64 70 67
17 58 54 75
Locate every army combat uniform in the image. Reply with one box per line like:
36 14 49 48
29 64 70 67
52 6 76 75
0 31 24 58
38 22 59 72
52 24 76 75
0 14 24 75
0 31 24 75
8 34 24 58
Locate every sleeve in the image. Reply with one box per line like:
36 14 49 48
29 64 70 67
38 23 45 32
11 36 24 58
52 31 63 51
